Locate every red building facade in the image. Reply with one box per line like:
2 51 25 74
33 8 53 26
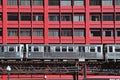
1 0 120 44
0 0 120 80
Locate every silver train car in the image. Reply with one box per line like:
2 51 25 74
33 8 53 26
105 44 120 60
0 44 24 60
26 44 103 61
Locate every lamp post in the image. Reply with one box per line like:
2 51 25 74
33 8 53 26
6 65 11 80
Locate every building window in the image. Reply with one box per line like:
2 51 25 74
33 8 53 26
8 13 18 21
48 0 59 6
103 13 114 21
103 29 114 36
20 0 30 6
0 0 2 5
61 0 71 6
116 13 120 21
49 29 59 36
116 29 120 37
74 0 84 6
61 14 72 21
116 0 120 5
90 14 101 21
32 0 43 6
74 14 84 21
90 29 101 36
61 29 72 36
74 29 85 36
102 0 113 6
0 13 2 21
49 14 59 21
20 29 31 36
8 28 18 36
8 0 18 5
33 28 43 36
0 29 2 36
20 13 31 21
90 0 101 5
33 13 43 21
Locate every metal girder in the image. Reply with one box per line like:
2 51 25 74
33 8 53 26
0 61 82 74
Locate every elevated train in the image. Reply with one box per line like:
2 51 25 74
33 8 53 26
0 44 119 61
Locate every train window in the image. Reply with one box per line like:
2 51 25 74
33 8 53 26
115 47 120 52
79 46 85 52
18 46 19 52
56 47 60 52
44 46 50 52
68 47 73 52
2 46 4 52
90 47 95 52
109 46 113 52
62 47 67 52
0 46 3 52
34 47 39 52
9 47 14 52
28 46 31 52
97 47 101 52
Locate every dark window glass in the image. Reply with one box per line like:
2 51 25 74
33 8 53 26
56 47 60 52
74 29 85 36
115 47 120 52
0 13 2 21
117 31 120 36
20 13 31 21
49 29 59 36
33 0 43 6
49 0 59 6
0 0 2 5
62 47 67 52
90 29 101 36
34 47 39 52
8 13 18 21
116 0 120 5
90 47 95 52
8 28 18 36
109 46 113 52
0 29 2 36
61 29 72 36
9 47 14 52
103 14 114 21
0 46 4 52
20 0 30 6
33 13 43 21
90 14 101 21
29 46 31 52
20 28 31 36
90 0 101 5
8 0 18 5
68 47 73 52
61 14 72 21
97 47 101 52
103 29 114 36
49 14 59 21
116 14 120 21
33 28 43 36
79 46 85 52
44 46 50 52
